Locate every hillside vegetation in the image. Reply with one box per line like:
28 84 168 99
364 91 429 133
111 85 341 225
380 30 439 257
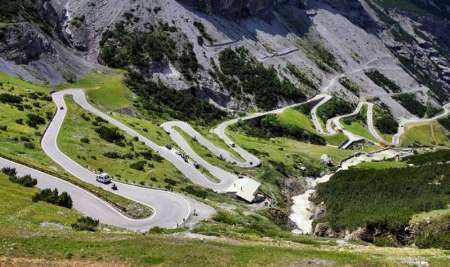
217 47 306 109
314 163 450 246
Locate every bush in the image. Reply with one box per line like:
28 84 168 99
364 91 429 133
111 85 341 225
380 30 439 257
9 174 37 187
32 188 73 209
139 151 153 160
26 113 46 128
95 126 125 144
1 167 16 176
130 160 146 171
182 185 208 199
80 137 90 144
0 93 23 104
103 151 122 159
71 216 99 231
164 178 177 186
23 142 35 149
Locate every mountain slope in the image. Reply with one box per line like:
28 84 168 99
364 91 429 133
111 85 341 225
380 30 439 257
0 0 449 117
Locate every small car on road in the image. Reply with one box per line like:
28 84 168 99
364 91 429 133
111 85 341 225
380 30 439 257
96 173 112 184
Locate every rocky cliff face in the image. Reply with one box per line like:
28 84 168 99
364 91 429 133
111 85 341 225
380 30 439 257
0 0 449 113
180 0 277 18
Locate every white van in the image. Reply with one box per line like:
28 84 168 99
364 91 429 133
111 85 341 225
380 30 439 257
96 173 112 184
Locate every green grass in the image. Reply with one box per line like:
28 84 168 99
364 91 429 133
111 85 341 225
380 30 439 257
0 167 444 266
0 173 80 233
323 133 348 146
411 209 450 224
401 121 450 147
0 72 68 173
0 72 155 218
58 97 186 190
227 128 354 169
352 160 407 170
111 112 173 146
278 108 316 133
278 108 347 146
343 121 376 142
59 70 133 112
0 233 405 266
174 127 240 180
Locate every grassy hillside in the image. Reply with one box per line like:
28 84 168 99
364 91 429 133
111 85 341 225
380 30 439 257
58 97 186 189
0 72 152 218
401 121 450 147
60 70 133 112
0 170 447 266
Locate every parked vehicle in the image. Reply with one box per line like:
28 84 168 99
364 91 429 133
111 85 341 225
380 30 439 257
96 173 111 184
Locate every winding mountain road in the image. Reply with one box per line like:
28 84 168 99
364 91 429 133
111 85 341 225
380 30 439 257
366 102 388 145
37 89 215 231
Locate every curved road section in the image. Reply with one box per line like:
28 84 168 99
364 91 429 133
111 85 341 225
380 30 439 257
40 89 214 231
392 103 450 146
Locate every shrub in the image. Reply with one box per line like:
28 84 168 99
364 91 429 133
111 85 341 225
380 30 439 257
164 178 177 186
95 126 125 144
130 160 146 171
1 167 16 176
139 151 153 160
0 93 23 104
9 174 37 187
182 185 208 198
71 216 99 231
32 188 73 209
80 137 90 144
103 151 122 159
26 113 46 128
236 114 325 145
23 142 35 149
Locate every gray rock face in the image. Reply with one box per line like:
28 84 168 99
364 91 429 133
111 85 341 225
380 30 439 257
0 24 54 65
180 0 276 18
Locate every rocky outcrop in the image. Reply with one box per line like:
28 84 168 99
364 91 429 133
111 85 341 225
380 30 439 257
0 24 54 65
180 0 278 18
